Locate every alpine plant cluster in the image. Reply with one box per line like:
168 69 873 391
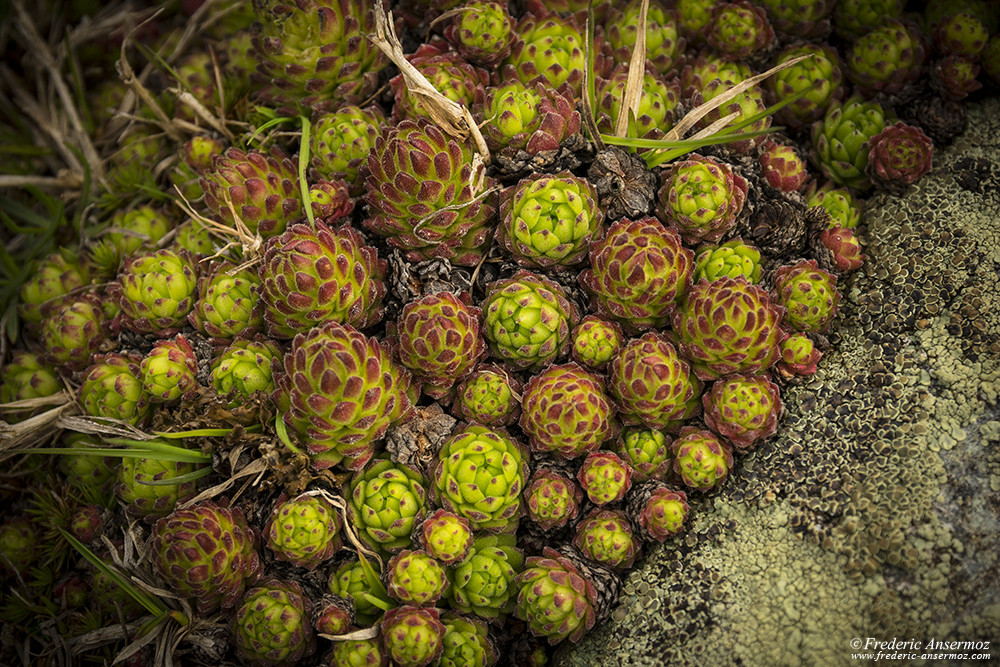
0 0 995 665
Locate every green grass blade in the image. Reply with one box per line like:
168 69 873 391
299 115 315 226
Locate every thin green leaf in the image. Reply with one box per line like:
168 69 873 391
137 467 212 486
357 552 391 603
245 112 296 147
360 592 395 612
153 427 239 438
274 414 304 456
580 0 603 149
299 115 315 226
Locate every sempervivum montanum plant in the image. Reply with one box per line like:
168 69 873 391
113 248 199 335
609 331 702 430
380 604 446 667
0 351 60 403
18 251 90 326
349 458 427 553
140 335 199 404
79 354 151 425
772 259 842 333
811 96 887 191
524 466 583 532
866 122 934 193
570 315 624 372
274 322 414 470
188 261 262 340
151 500 261 613
447 533 524 619
211 338 283 404
477 80 581 157
573 508 640 570
264 493 342 570
672 427 734 491
452 365 522 427
692 239 763 285
703 374 783 450
658 154 748 245
627 481 689 542
390 40 489 123
443 1 515 67
418 508 475 565
767 43 845 131
386 548 449 606
40 293 107 373
232 579 316 666
514 546 599 645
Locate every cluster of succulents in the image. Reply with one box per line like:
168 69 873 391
1 0 994 664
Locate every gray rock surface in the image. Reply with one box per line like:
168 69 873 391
558 97 1000 667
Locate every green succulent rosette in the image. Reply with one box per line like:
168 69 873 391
274 322 414 471
211 338 283 403
614 427 672 482
768 43 845 131
671 426 734 491
417 508 474 565
327 638 386 667
259 221 386 339
265 493 342 570
349 458 427 553
114 451 201 521
676 0 717 45
570 315 624 372
443 1 515 67
577 451 633 505
811 96 887 190
328 559 386 626
514 546 599 645
312 595 353 636
627 481 689 541
172 220 216 257
200 146 302 238
188 261 262 340
391 40 489 123
18 251 91 325
1 351 60 403
251 0 387 116
694 79 770 153
482 270 577 371
606 1 684 75
233 579 316 667
777 332 822 379
609 331 702 429
659 154 748 246
59 432 116 502
476 81 581 155
452 365 522 427
524 466 583 532
113 248 199 334
573 508 640 570
673 277 785 381
580 217 693 331
498 172 603 269
151 501 261 613
386 548 449 606
141 335 199 404
103 206 173 256
692 239 762 285
80 354 151 425
438 612 498 667
40 293 107 372
519 362 618 459
833 0 904 38
596 64 681 141
806 181 862 229
772 259 842 333
756 0 835 39
311 105 386 192
363 119 497 267
681 52 752 98
845 19 926 97
308 179 354 221
703 374 783 450
380 604 446 667
395 291 486 400
705 0 775 60
447 533 524 619
433 424 529 533
502 13 587 98
0 516 36 574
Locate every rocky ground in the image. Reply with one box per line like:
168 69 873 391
559 96 1000 667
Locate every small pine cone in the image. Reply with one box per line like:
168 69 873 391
737 196 808 259
898 92 967 146
384 404 457 479
554 544 621 625
587 146 659 222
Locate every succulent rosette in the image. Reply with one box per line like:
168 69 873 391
79 354 151 425
364 119 496 266
772 259 841 333
113 248 199 334
605 1 684 75
452 365 522 427
577 451 633 505
866 122 934 192
418 508 475 565
676 0 719 45
211 338 283 403
312 595 354 636
327 638 387 667
172 220 216 257
386 549 449 606
694 79 770 153
627 482 689 541
931 55 983 101
933 10 989 58
0 516 35 574
40 293 107 372
703 374 783 450
705 1 775 60
140 335 199 403
672 426 734 491
756 0 834 39
596 64 681 141
274 322 414 470
498 172 603 268
308 179 354 223
692 239 762 285
573 509 640 570
845 19 926 96
818 226 865 273
776 332 822 379
447 533 524 619
310 105 386 192
609 331 702 429
443 1 514 67
681 52 752 98
115 452 201 521
524 466 584 532
438 612 497 667
482 270 577 370
502 12 587 97
806 181 863 229
580 217 694 331
514 546 599 645
200 146 302 238
759 140 810 193
767 43 845 130
570 316 624 372
60 433 116 500
519 363 618 459
233 579 316 666
673 276 785 381
658 155 748 245
0 351 60 403
391 40 489 122
103 206 173 256
476 81 581 156
615 427 672 482
264 493 342 570
151 501 261 613
395 291 486 399
258 221 386 339
380 605 446 667
18 251 90 325
433 424 529 533
811 96 888 191
251 0 387 116
349 458 427 553
328 559 386 626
